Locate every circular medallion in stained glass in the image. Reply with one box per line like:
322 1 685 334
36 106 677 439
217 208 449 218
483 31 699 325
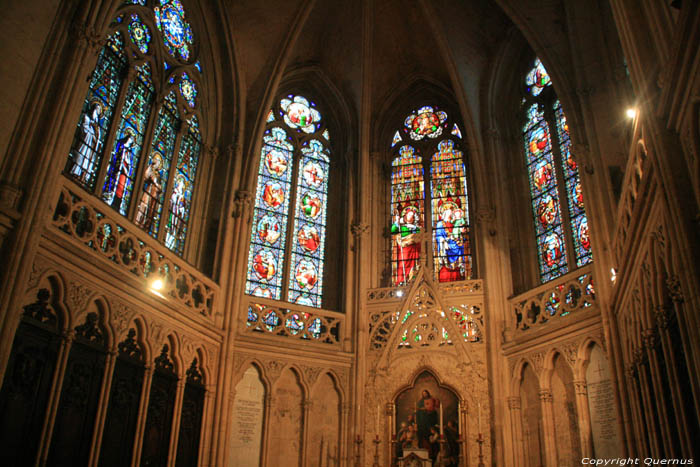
536 195 558 228
280 95 321 133
294 259 318 290
262 310 280 331
257 215 282 245
300 192 322 219
302 161 325 188
541 232 564 267
297 224 320 253
528 125 548 157
296 294 316 308
262 181 285 209
533 161 553 191
404 106 448 141
252 249 276 280
264 147 289 177
154 0 194 61
179 72 197 108
128 15 151 54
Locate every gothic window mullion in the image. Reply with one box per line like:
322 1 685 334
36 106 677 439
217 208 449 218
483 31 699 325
422 156 435 276
281 148 303 302
157 116 187 244
544 107 577 272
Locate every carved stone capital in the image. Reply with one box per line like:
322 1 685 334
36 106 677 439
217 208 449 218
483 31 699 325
507 396 521 410
538 390 553 403
71 24 103 53
655 306 671 330
0 183 22 211
642 329 658 349
232 190 252 219
475 207 495 223
573 380 587 395
666 275 684 304
205 144 220 160
351 222 370 238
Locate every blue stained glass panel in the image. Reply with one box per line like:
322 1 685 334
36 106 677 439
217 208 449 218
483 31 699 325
67 33 127 190
154 0 195 61
287 140 330 308
102 63 155 216
164 116 200 255
128 14 151 54
523 103 568 281
246 127 295 300
179 72 197 108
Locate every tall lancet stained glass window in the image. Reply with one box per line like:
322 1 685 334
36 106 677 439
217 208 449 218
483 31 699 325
245 95 330 308
64 1 204 257
522 58 592 282
390 105 471 285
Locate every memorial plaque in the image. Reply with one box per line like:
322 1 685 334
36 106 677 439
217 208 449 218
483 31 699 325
230 367 265 467
586 345 621 458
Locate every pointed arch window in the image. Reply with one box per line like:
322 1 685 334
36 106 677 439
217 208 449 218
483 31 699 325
245 95 331 308
64 0 204 257
522 58 593 283
390 106 472 285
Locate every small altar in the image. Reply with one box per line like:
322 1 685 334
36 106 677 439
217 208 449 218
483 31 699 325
397 448 431 467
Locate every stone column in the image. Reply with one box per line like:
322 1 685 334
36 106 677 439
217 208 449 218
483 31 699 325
88 349 118 465
301 399 312 467
573 379 593 458
35 330 74 464
132 365 154 465
507 396 524 467
539 389 557 467
168 379 187 466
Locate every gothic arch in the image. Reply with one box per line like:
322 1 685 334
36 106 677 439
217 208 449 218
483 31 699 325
124 315 152 363
24 271 70 332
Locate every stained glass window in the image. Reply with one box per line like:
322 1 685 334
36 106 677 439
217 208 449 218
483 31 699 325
523 103 568 281
64 0 204 257
66 33 127 189
554 101 592 267
391 145 425 286
128 14 151 54
403 106 448 141
245 96 331 308
431 140 471 282
135 92 177 236
165 116 201 255
154 0 195 61
390 107 471 285
102 63 155 215
522 58 592 283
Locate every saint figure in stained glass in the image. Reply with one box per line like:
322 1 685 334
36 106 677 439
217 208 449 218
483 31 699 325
70 100 103 182
104 128 136 212
135 152 164 231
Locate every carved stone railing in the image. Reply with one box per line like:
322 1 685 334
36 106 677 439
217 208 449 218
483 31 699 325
51 181 220 326
510 265 596 333
366 279 483 305
612 127 651 262
243 296 344 347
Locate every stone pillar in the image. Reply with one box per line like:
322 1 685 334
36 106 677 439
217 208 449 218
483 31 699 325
539 389 557 467
507 396 524 467
301 399 312 467
132 365 154 465
87 350 118 465
573 379 593 458
37 330 75 465
168 379 187 466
